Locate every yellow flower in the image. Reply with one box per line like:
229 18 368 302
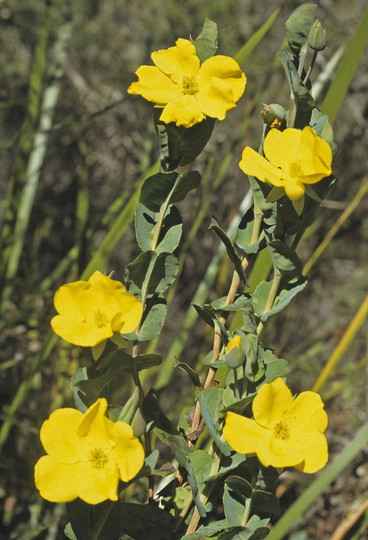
51 271 143 347
239 126 332 201
34 398 145 504
128 38 246 128
223 377 328 473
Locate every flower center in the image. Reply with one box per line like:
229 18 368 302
289 162 303 177
93 308 109 328
182 76 199 95
89 448 109 469
273 420 290 440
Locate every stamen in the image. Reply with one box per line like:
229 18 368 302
89 448 109 469
289 162 303 176
93 309 109 328
273 420 290 440
182 76 199 95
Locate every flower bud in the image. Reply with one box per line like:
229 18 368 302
261 103 286 125
225 335 244 368
308 20 327 52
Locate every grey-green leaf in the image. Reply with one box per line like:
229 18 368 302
285 3 317 56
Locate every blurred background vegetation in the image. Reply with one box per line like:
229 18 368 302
0 0 367 538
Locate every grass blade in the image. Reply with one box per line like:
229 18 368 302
234 8 281 66
322 4 368 123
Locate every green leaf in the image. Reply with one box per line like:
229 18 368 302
247 176 277 223
218 525 270 540
176 362 202 387
184 520 230 540
267 239 303 281
208 452 247 482
210 294 251 312
236 208 265 254
261 278 307 322
125 251 178 296
139 170 200 213
252 280 272 319
156 205 183 254
64 523 77 540
66 500 97 540
138 298 168 341
210 217 248 285
171 170 201 203
74 352 162 405
135 203 156 252
135 449 160 480
285 3 317 56
71 368 89 412
224 476 253 526
67 500 174 540
263 349 288 382
187 450 214 517
279 50 315 113
193 18 218 62
139 171 179 212
150 253 179 294
154 109 215 169
200 387 231 456
143 389 191 468
124 250 154 295
252 489 280 516
192 302 218 329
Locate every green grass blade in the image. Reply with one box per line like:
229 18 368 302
0 0 51 280
267 422 368 540
234 8 281 66
312 293 368 393
80 160 159 279
322 3 368 123
1 0 73 314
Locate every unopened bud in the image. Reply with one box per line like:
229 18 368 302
261 103 286 125
225 335 244 368
308 20 327 52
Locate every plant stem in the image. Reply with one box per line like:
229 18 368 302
303 49 318 85
257 268 282 335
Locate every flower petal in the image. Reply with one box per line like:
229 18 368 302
115 295 143 333
252 378 294 428
197 77 235 120
77 398 112 444
110 422 145 482
263 128 302 171
223 411 269 455
76 465 119 504
40 408 83 463
287 391 328 433
239 146 284 187
199 55 246 102
51 315 113 347
35 456 80 502
151 38 200 84
128 65 180 104
293 430 328 473
257 431 305 469
160 94 205 127
299 126 332 176
282 179 306 200
53 281 89 320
